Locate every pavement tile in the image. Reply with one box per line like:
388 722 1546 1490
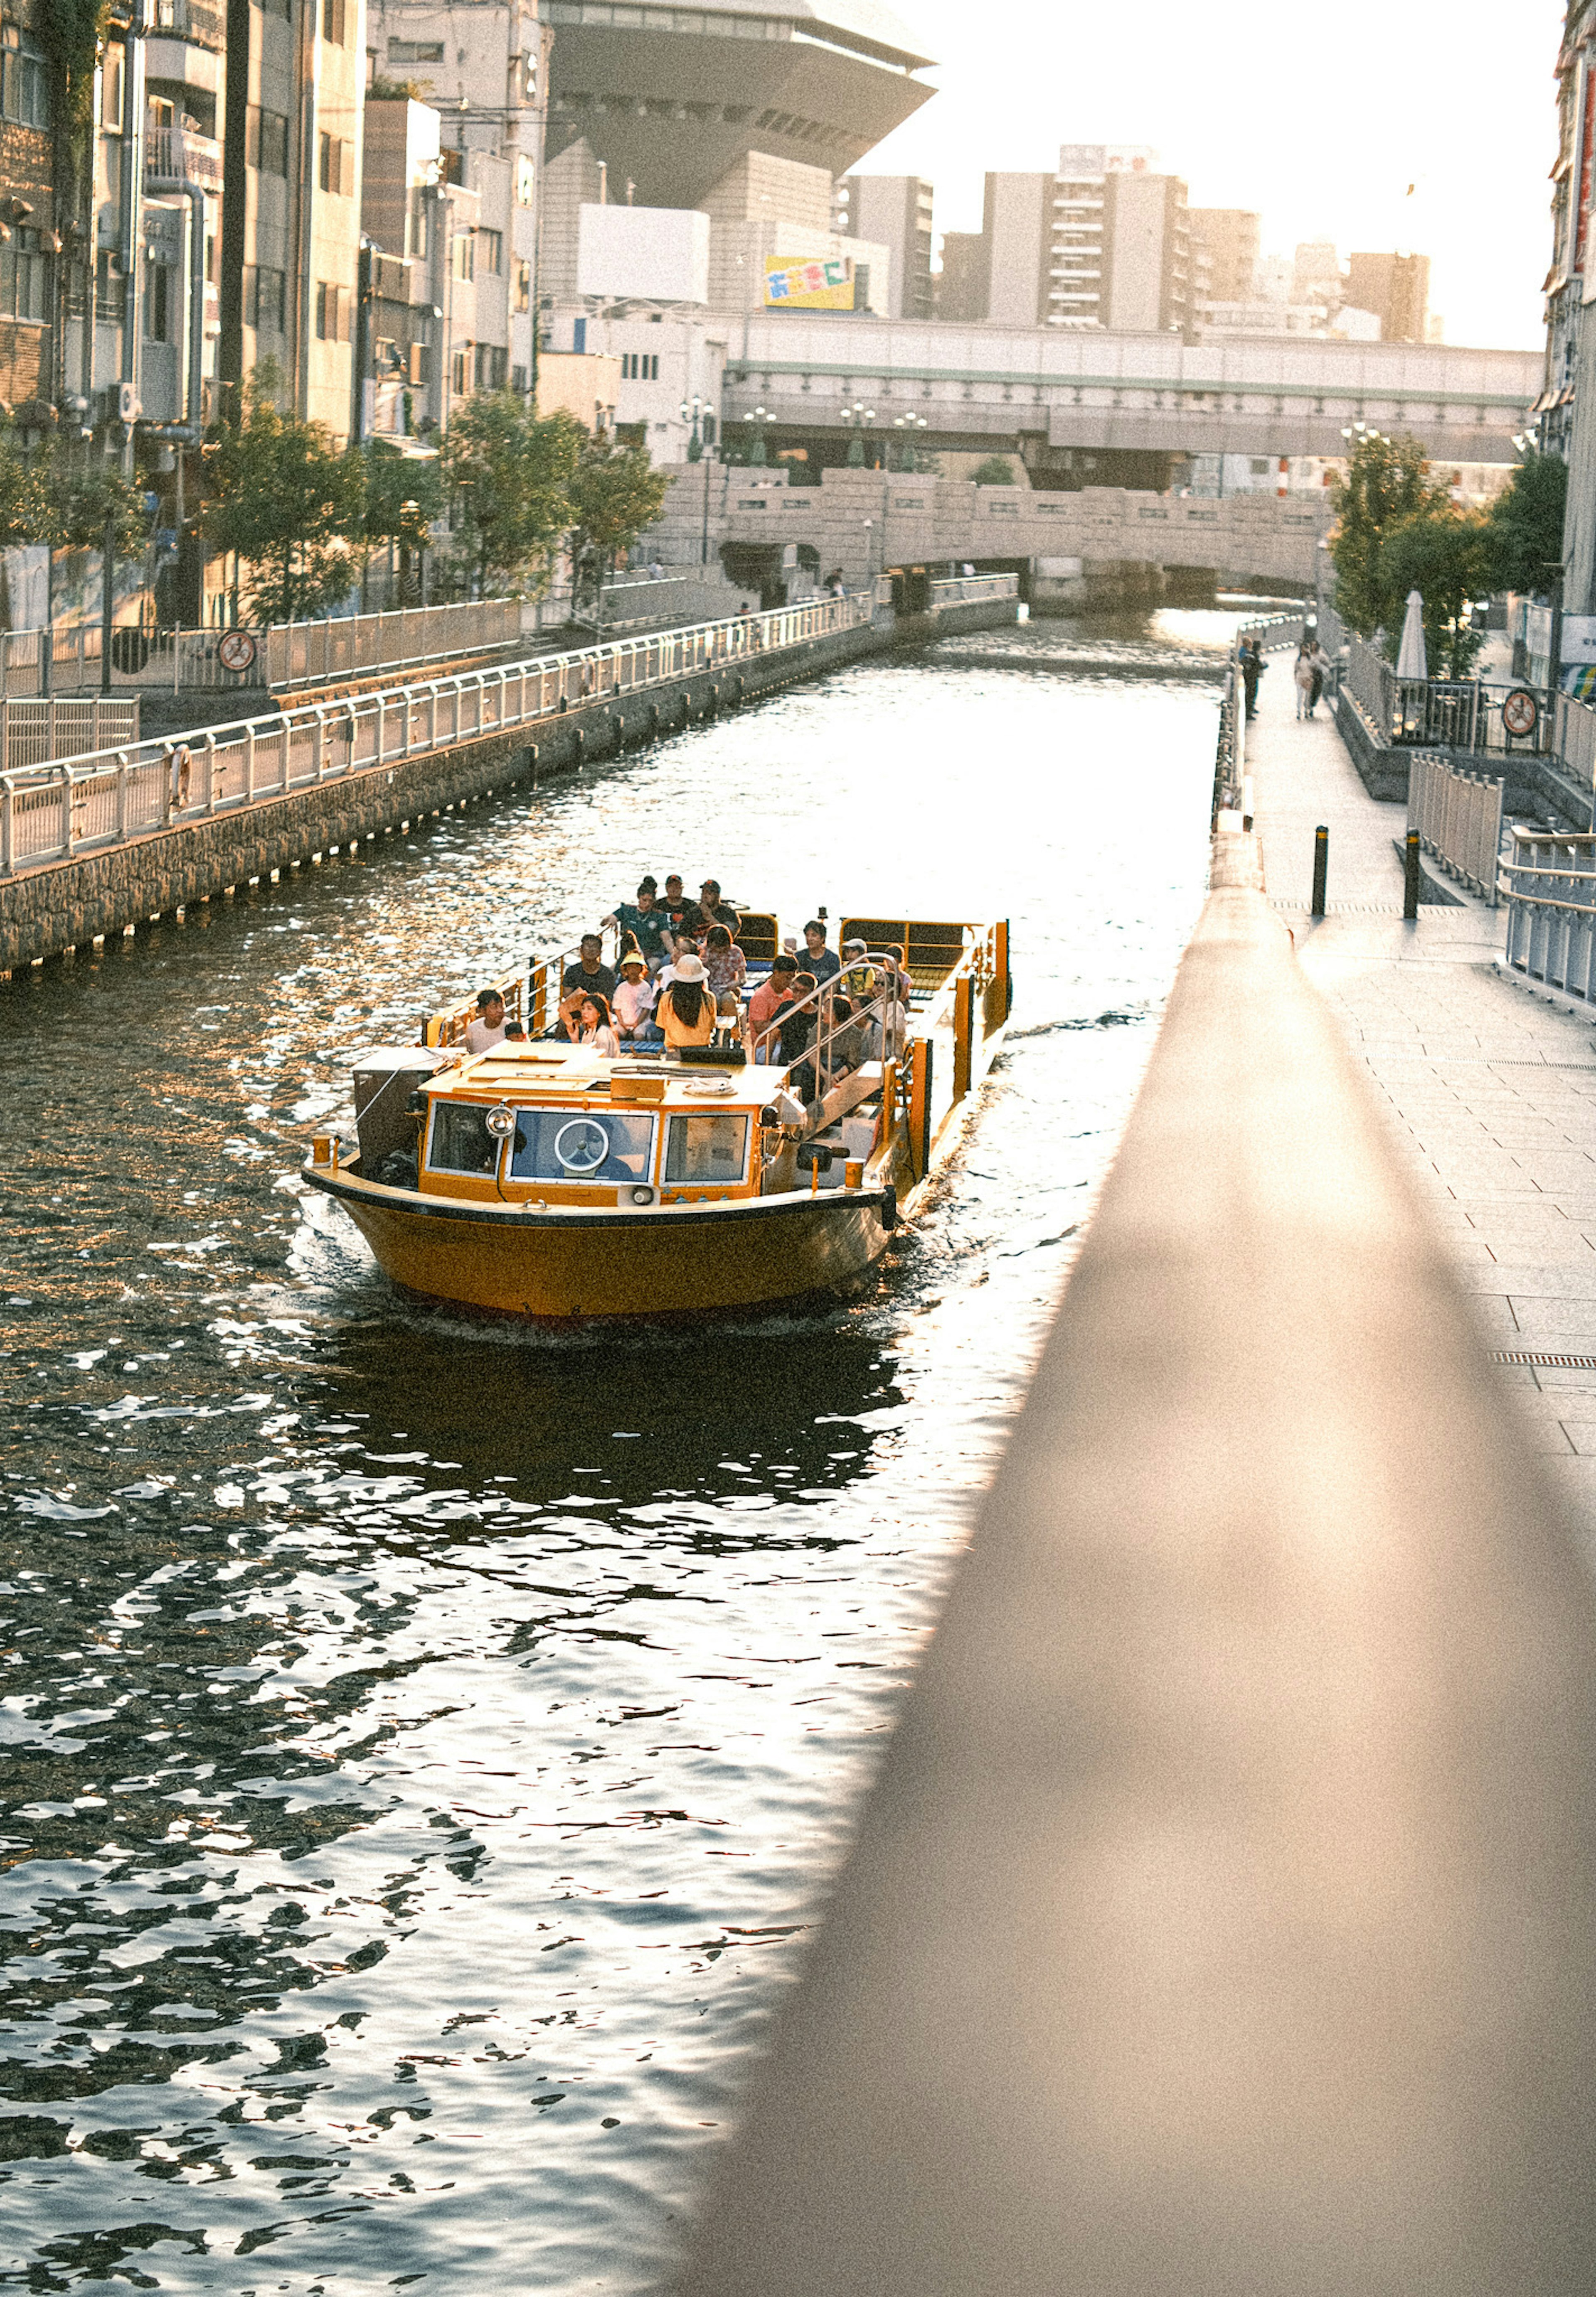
1562 1423 1596 1455
1453 1263 1596 1297
1503 1297 1596 1342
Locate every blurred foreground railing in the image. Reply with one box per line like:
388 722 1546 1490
677 860 1596 2297
1502 825 1596 1001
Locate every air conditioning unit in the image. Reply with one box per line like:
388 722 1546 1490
118 382 141 424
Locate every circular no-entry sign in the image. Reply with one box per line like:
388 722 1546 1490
217 628 258 675
1502 687 1539 739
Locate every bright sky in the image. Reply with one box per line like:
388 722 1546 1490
860 0 1564 351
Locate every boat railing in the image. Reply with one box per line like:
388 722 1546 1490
424 968 527 1048
749 958 911 1110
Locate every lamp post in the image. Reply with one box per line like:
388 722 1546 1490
892 413 928 473
842 399 877 468
680 394 704 463
747 404 770 466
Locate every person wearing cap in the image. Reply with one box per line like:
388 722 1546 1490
657 950 717 1051
839 938 879 1001
613 948 658 1044
801 918 839 985
464 987 508 1054
683 877 740 943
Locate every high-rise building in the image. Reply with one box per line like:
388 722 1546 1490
1187 208 1259 304
834 175 933 319
1291 239 1342 312
935 229 987 323
956 148 1191 335
1345 251 1430 345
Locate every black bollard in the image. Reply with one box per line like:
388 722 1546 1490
1404 829 1421 921
1310 824 1329 917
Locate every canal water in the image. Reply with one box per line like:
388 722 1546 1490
0 607 1237 2292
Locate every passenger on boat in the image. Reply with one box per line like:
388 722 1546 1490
601 881 670 970
702 923 746 1004
657 954 718 1051
578 993 620 1057
552 991 587 1043
802 920 840 985
561 935 618 1004
612 952 657 1042
776 972 819 1100
748 952 798 1051
825 995 867 1078
685 879 740 942
840 939 879 1000
882 943 915 1002
504 1022 527 1041
464 989 509 1054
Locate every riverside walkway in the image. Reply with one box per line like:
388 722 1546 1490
1248 660 1596 1512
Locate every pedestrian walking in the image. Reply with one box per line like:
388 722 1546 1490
1307 640 1331 718
1294 640 1315 721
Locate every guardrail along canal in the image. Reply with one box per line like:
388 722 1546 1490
0 610 1231 2292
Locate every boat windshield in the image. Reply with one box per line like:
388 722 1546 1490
510 1108 657 1184
663 1113 750 1184
427 1100 498 1174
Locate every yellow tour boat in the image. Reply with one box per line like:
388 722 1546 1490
302 913 1011 1322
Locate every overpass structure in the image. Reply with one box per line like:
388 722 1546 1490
648 463 1335 599
717 313 1542 478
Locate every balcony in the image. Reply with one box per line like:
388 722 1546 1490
145 118 223 191
149 0 226 47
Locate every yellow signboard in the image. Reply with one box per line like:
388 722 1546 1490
764 256 856 310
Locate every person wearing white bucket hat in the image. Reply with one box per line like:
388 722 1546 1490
658 950 717 1051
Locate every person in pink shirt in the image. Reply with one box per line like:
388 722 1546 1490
747 952 798 1057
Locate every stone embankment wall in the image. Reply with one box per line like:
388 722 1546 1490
0 599 1010 973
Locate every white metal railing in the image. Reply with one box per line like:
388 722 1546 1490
1554 690 1596 789
1 698 139 774
0 598 525 699
1407 749 1503 904
0 591 877 878
1501 827 1596 1000
1344 631 1396 734
1238 611 1305 651
145 119 222 187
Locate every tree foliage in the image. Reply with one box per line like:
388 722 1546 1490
204 363 361 625
566 433 670 611
345 438 444 606
1330 431 1446 639
441 395 584 596
970 455 1017 487
1485 450 1567 596
1379 507 1492 679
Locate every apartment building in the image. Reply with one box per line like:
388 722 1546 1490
952 148 1190 335
834 173 933 319
1186 207 1259 305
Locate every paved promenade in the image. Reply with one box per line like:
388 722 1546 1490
1246 663 1596 1517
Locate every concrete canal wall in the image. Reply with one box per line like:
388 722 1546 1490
0 594 1012 973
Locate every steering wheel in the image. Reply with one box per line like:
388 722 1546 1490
554 1115 610 1174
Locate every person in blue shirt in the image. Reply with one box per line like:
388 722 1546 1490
602 879 670 969
802 918 840 985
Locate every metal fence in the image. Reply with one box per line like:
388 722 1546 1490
0 699 139 775
0 590 877 879
1238 611 1305 651
1554 690 1596 789
1407 748 1503 903
1501 827 1596 1000
927 574 1021 606
677 867 1596 2297
1343 633 1563 760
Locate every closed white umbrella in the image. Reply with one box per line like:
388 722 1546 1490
1396 588 1428 681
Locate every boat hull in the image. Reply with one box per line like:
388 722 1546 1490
305 1169 895 1320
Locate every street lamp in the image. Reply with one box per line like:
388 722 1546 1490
747 404 771 466
842 399 877 468
680 394 704 463
892 412 928 473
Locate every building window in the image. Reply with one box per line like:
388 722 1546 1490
451 231 473 280
476 228 502 274
322 0 347 43
451 347 469 395
315 280 350 341
0 27 47 128
248 105 289 176
143 257 172 343
0 227 47 322
101 44 124 130
473 342 506 389
621 352 659 380
245 263 287 332
319 132 353 194
514 259 531 311
388 36 444 60
511 362 528 394
516 156 534 206
95 250 126 324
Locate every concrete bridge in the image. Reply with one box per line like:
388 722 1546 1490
716 313 1541 479
647 463 1335 603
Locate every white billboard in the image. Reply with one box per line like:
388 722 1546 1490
576 205 710 305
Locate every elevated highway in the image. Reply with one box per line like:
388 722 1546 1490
719 313 1541 476
649 463 1335 598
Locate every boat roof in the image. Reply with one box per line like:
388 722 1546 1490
424 1044 792 1105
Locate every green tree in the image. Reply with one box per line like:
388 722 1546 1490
1485 450 1567 596
0 423 43 548
345 437 443 610
566 432 670 615
441 395 584 597
36 443 150 561
1378 506 1493 679
204 361 361 625
970 455 1017 487
1330 430 1446 640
